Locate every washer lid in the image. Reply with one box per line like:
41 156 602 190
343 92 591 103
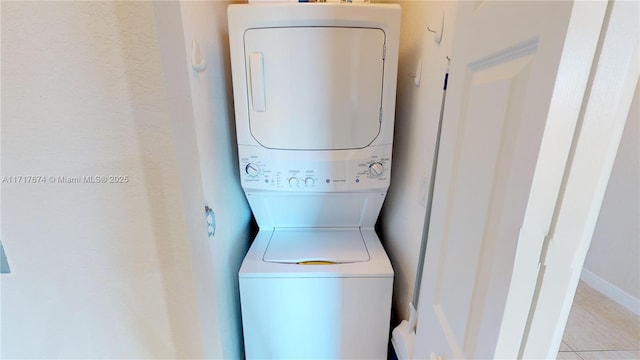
263 228 370 264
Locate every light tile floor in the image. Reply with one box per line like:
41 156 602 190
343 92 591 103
558 281 640 360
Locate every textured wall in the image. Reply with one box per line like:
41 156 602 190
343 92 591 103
1 2 201 358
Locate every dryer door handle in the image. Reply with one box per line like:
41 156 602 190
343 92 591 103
249 52 266 112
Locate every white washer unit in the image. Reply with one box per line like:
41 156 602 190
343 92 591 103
228 3 400 359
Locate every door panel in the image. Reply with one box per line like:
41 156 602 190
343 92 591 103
244 27 385 150
413 1 602 358
433 43 534 356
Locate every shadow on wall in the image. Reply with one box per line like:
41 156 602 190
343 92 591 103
113 2 201 357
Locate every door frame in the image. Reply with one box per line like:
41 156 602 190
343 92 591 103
517 1 639 358
493 0 609 357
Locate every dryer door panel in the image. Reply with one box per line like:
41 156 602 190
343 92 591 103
244 27 385 150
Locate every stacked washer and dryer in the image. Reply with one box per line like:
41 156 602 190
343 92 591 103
228 3 400 359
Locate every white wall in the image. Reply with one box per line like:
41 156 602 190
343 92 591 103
582 80 640 313
173 1 252 357
1 2 244 358
378 0 457 321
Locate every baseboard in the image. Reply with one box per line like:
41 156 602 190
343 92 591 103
581 268 640 316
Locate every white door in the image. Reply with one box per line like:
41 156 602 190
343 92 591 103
413 1 606 359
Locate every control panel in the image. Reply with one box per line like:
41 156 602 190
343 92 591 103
238 145 392 192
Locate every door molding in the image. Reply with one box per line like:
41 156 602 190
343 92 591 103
494 1 610 357
519 1 640 357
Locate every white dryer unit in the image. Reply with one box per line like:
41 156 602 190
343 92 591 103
228 3 400 359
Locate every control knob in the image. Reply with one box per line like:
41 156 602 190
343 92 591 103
368 162 385 177
244 163 261 177
288 177 299 186
304 177 315 186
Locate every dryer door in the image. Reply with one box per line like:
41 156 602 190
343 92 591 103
244 27 385 150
